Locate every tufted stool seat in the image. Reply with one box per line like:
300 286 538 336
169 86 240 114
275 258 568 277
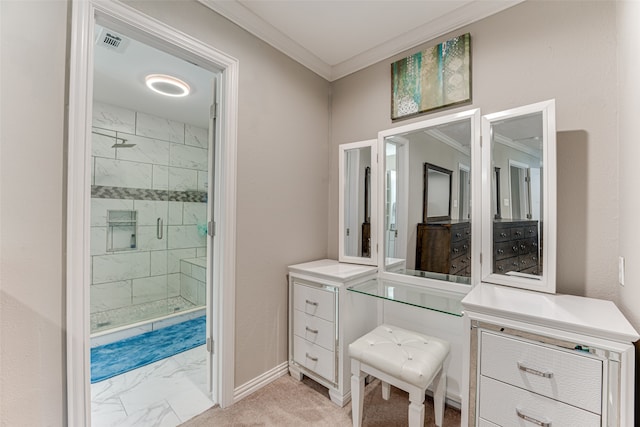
349 324 450 427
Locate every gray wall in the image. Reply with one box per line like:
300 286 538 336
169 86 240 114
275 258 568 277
617 1 640 331
331 0 620 302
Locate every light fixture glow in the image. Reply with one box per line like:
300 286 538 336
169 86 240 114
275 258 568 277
145 74 190 97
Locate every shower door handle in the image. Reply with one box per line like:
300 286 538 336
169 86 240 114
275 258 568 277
157 218 163 239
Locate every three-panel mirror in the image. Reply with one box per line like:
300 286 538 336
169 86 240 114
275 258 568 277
338 100 556 294
378 109 481 290
338 139 377 265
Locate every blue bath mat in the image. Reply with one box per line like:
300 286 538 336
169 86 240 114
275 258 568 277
91 316 206 383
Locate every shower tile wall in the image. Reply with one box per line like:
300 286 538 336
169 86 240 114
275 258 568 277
90 101 208 331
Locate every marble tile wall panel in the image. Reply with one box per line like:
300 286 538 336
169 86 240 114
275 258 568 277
93 102 136 134
168 225 205 249
92 128 117 159
93 251 150 284
168 167 198 191
136 225 168 251
168 273 181 297
168 249 197 274
91 227 108 256
180 260 192 277
185 125 208 149
150 250 168 276
170 144 208 171
136 111 185 144
90 281 132 314
191 265 206 283
168 202 183 225
94 158 153 189
196 281 206 306
115 133 170 166
92 198 134 226
180 275 199 305
132 275 169 305
134 200 168 226
197 171 208 193
152 165 169 190
182 202 206 225
196 247 207 258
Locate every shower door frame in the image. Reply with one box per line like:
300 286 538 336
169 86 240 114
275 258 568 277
66 1 238 425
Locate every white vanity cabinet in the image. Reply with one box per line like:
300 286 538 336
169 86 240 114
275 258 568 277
288 259 378 406
462 283 639 427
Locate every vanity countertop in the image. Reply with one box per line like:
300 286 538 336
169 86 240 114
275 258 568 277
288 259 377 283
462 283 639 343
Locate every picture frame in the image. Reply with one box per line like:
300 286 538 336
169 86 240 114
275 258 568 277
391 33 471 120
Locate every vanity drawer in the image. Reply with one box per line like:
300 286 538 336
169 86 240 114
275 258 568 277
293 309 335 351
518 253 538 269
479 376 600 427
451 226 470 242
480 331 602 413
450 256 469 275
493 227 512 243
451 239 469 259
293 335 335 383
293 282 336 322
518 238 538 255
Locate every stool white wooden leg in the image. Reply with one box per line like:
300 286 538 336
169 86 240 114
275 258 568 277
407 387 426 427
350 359 365 427
432 369 447 427
381 381 390 400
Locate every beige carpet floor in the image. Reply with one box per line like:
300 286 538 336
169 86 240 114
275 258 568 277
182 374 461 426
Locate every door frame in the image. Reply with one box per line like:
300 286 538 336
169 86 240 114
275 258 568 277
66 1 238 425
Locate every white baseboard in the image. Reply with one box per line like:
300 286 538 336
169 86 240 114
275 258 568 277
233 361 289 403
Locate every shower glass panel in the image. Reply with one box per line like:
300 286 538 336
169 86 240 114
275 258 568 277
89 103 210 334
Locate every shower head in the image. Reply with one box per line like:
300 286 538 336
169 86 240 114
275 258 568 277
111 141 137 148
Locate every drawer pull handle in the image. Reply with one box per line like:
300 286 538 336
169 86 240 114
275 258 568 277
455 232 462 238
305 326 318 334
497 249 504 254
518 362 553 378
500 232 507 237
305 300 318 306
453 248 459 253
305 353 318 362
516 408 551 427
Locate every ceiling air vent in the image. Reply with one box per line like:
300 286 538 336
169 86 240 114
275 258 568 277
96 28 129 53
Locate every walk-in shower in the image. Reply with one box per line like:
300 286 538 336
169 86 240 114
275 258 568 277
90 100 209 335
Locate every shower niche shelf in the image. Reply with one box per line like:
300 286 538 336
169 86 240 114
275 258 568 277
107 210 137 252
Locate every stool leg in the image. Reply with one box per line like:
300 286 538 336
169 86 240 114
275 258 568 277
408 387 425 427
433 369 447 427
381 381 390 400
350 360 365 427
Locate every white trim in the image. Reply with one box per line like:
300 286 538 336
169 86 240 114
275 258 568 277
233 361 290 403
66 1 238 425
199 0 523 81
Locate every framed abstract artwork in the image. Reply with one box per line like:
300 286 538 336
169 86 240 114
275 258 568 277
391 33 471 120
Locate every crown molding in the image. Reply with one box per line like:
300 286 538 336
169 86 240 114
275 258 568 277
199 0 523 82
199 0 332 80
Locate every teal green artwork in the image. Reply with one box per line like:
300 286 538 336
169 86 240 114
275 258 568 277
391 33 471 120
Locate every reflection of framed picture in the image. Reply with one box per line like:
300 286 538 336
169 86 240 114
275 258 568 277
391 33 471 120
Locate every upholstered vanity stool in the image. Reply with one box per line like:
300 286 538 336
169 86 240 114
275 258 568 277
349 324 450 427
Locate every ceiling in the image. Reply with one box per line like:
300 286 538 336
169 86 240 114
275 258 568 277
93 1 522 130
199 0 522 81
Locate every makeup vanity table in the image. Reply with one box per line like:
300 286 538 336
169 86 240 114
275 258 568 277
288 100 638 425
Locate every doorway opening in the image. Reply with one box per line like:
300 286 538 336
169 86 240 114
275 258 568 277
67 2 238 426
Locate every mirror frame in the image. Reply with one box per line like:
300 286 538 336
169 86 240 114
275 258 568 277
423 162 453 222
338 139 378 266
378 108 481 293
481 99 556 293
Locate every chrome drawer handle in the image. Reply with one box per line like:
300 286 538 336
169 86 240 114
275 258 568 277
516 408 551 427
497 249 504 254
518 362 553 378
500 232 507 237
305 326 318 334
455 232 462 237
453 248 459 253
305 300 318 306
305 353 318 362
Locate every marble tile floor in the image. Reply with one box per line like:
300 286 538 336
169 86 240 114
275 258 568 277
91 345 214 427
91 296 198 333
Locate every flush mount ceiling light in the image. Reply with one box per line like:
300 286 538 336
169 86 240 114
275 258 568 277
145 74 190 97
